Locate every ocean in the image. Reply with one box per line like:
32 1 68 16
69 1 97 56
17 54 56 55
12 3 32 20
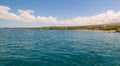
0 30 120 66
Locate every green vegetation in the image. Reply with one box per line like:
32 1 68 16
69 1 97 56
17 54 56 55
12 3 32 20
3 24 120 33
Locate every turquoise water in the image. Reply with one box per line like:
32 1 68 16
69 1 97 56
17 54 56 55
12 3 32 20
0 30 120 66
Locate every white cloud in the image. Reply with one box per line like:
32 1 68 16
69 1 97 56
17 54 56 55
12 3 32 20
37 16 57 22
0 5 57 23
61 10 120 26
0 5 19 21
18 10 36 22
0 5 120 26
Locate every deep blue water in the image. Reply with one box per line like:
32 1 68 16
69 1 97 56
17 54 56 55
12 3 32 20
0 30 120 66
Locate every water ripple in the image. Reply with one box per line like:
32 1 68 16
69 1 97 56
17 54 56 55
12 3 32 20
0 30 120 66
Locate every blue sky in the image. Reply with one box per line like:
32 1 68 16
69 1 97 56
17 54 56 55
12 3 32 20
0 0 120 27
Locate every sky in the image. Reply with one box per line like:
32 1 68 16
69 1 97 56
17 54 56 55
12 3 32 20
0 0 120 27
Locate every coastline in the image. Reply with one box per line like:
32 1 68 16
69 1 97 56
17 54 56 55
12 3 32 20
79 29 117 33
1 28 119 33
2 24 120 33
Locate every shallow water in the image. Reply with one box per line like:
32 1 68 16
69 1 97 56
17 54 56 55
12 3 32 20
0 30 120 66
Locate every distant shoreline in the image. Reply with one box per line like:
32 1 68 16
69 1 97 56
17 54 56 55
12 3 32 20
1 25 120 33
1 28 119 33
79 30 117 33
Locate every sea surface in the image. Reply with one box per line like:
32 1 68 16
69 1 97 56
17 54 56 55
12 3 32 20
0 29 120 66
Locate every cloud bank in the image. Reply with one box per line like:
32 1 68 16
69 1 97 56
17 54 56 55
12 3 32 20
0 5 120 26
